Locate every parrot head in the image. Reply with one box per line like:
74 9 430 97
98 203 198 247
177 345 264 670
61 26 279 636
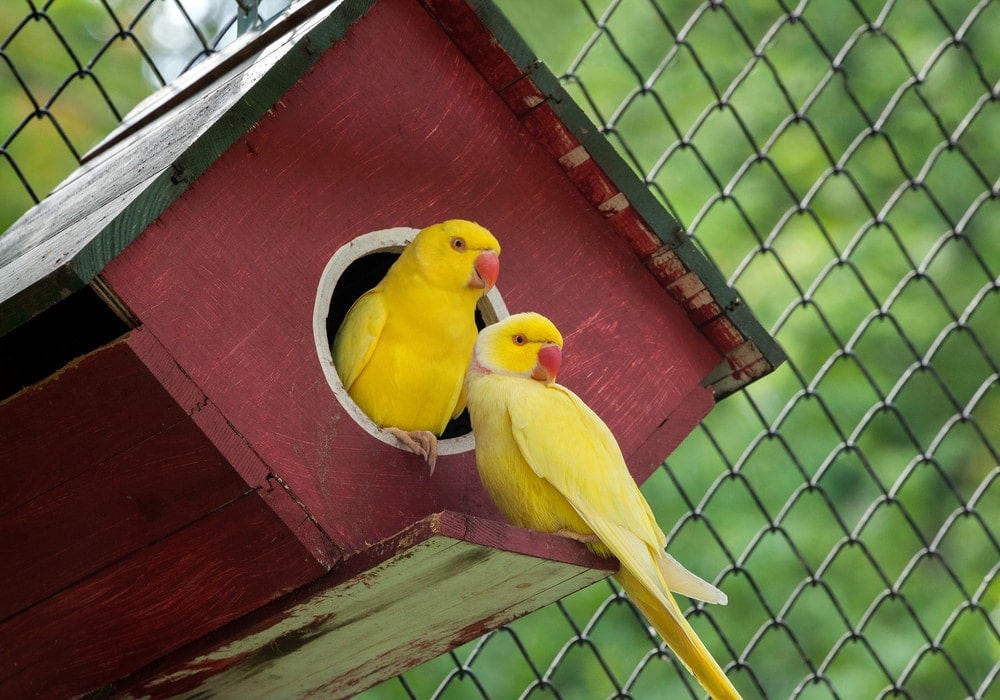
472 312 564 385
408 219 501 295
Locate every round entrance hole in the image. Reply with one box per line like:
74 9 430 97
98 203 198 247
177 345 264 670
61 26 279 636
313 227 508 455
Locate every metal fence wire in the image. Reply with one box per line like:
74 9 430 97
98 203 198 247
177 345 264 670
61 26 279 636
3 1 998 698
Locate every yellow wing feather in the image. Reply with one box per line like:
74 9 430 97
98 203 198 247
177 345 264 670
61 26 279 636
467 367 740 699
507 381 726 603
339 281 473 433
508 382 658 541
332 288 386 392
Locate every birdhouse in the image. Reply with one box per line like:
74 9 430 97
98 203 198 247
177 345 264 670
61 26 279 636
0 0 784 697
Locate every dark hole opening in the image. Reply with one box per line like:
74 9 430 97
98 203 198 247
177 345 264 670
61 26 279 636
325 251 487 440
0 286 130 401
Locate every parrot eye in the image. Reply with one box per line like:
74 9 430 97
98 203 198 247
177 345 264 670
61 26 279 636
450 237 466 251
512 334 527 345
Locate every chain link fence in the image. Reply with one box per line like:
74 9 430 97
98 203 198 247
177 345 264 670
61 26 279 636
3 1 998 698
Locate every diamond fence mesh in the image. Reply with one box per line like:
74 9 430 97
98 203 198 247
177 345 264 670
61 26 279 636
3 1 998 698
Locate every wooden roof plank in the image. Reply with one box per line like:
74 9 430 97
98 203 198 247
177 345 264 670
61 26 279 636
0 0 374 335
121 511 616 698
0 418 252 621
0 491 327 698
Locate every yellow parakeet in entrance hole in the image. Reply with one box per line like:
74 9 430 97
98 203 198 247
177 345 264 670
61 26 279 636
465 312 742 700
332 219 500 473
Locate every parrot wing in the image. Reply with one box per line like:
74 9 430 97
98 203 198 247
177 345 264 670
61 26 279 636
332 288 386 391
508 383 726 605
507 382 740 698
451 380 468 420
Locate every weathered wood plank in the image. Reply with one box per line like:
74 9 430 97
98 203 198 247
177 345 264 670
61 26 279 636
124 326 343 569
0 1 376 335
0 491 327 698
119 511 617 699
0 418 251 621
0 337 189 516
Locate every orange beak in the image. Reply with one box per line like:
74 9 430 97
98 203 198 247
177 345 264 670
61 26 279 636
531 343 562 385
469 250 500 292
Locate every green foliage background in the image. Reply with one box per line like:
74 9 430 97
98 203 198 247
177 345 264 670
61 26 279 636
3 1 997 698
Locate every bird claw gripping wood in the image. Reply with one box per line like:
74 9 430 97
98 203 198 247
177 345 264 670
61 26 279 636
383 427 438 476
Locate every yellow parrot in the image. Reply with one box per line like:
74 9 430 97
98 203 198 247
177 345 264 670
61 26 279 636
333 219 500 473
465 312 742 700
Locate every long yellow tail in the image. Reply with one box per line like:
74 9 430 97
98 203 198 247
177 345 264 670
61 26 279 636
615 567 742 700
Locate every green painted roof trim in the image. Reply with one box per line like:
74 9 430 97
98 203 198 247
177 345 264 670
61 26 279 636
457 14 786 381
0 0 375 335
0 0 784 390
548 70 787 384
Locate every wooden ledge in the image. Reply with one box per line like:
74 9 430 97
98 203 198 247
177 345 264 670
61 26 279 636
120 511 617 699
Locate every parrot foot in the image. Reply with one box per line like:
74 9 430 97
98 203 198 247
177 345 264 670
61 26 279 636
383 427 438 476
554 529 600 544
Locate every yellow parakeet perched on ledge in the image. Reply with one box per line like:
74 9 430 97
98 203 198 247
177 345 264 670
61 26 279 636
333 219 500 473
465 312 741 700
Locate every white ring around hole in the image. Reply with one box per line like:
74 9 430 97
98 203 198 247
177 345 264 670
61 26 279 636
313 227 509 455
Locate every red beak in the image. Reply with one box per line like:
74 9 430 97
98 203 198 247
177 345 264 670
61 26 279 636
531 343 561 384
470 250 500 292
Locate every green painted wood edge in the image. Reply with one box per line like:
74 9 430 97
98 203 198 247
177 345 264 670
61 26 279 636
454 22 787 382
0 266 84 333
69 0 380 306
463 0 539 81
672 236 787 380
523 61 687 247
0 0 377 338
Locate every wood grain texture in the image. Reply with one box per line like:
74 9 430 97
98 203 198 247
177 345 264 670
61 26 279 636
0 1 374 335
627 382 717 483
100 0 722 559
119 512 616 699
420 0 529 88
125 325 343 568
0 337 189 516
0 418 251 621
0 492 326 698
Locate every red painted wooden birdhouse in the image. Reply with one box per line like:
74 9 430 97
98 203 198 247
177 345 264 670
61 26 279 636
0 0 784 697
